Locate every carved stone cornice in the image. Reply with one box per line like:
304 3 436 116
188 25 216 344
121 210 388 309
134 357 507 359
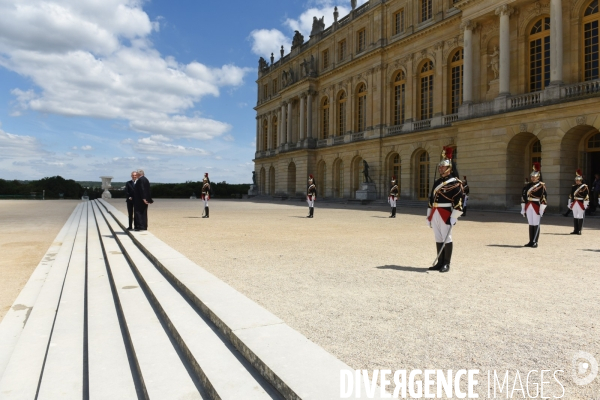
434 41 444 51
460 20 478 31
495 5 515 17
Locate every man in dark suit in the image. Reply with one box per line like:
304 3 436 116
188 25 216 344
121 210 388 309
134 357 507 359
133 169 152 231
125 171 137 230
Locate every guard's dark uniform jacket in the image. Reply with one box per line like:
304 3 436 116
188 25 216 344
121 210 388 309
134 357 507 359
307 183 316 199
201 182 211 200
427 176 464 225
521 181 547 214
569 183 589 209
389 184 399 198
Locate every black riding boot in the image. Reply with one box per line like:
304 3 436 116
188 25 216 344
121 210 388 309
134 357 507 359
531 225 539 248
462 206 467 217
307 207 311 218
206 207 209 218
429 243 444 271
577 219 583 234
524 225 534 247
202 207 208 218
570 219 578 234
311 207 314 218
389 208 394 218
393 207 396 218
439 242 453 273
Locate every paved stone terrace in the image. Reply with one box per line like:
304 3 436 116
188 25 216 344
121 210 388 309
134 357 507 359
106 198 600 399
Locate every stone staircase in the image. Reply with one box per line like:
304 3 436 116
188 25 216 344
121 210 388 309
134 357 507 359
0 200 384 399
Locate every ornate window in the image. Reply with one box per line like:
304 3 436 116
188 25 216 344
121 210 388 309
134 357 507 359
584 0 599 81
394 9 405 35
322 49 329 69
357 29 366 53
531 139 542 165
334 160 344 198
449 48 464 114
391 154 401 191
586 132 600 150
272 117 278 149
419 60 434 120
529 17 551 92
321 97 330 139
338 91 347 136
393 71 406 126
339 40 347 61
356 83 367 132
272 79 278 95
263 84 268 100
418 151 430 200
262 120 268 151
421 0 432 22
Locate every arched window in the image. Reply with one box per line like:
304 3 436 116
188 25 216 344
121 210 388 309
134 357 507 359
529 17 551 92
421 0 432 22
586 132 600 150
584 0 599 81
419 60 434 120
391 154 401 191
321 97 330 139
531 139 542 165
356 84 367 132
269 166 275 195
418 151 430 200
334 160 344 198
262 120 268 151
449 49 464 114
338 91 347 136
272 117 278 149
393 71 406 126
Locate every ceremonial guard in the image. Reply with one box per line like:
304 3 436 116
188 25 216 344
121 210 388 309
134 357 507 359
426 147 464 273
306 175 316 218
461 176 470 217
201 173 211 218
568 169 589 235
388 176 399 218
521 163 547 247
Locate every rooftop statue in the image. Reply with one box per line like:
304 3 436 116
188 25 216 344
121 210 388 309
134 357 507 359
291 30 304 50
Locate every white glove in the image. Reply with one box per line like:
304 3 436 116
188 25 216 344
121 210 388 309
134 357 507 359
450 217 457 225
540 204 547 216
451 209 463 220
584 200 589 209
568 199 572 209
426 208 432 228
520 203 525 217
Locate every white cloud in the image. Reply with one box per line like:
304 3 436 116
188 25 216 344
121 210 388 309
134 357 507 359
122 136 211 156
0 123 49 159
81 145 93 150
248 29 291 59
223 134 234 142
0 0 249 140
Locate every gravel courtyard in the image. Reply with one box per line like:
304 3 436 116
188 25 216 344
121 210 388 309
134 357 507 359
2 198 598 398
108 198 600 398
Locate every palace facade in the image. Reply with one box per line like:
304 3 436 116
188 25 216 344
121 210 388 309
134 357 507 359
253 0 600 211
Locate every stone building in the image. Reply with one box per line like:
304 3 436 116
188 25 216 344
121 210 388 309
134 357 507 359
253 0 600 211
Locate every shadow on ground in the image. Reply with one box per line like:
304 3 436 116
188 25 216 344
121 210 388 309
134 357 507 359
376 265 428 273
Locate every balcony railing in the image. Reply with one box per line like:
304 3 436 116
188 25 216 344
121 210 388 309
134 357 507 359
509 92 542 109
317 139 328 147
413 119 432 130
334 136 345 145
443 114 458 125
352 132 365 141
387 124 403 135
563 79 600 98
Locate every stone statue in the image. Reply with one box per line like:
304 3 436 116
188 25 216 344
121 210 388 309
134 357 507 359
301 58 309 76
291 30 304 50
258 57 269 71
282 70 288 87
252 171 256 185
270 53 274 65
287 67 295 84
309 55 316 75
361 160 373 183
310 16 326 36
334 7 339 23
280 45 284 58
489 46 499 79
351 0 357 11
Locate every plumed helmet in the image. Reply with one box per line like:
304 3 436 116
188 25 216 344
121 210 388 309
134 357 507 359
308 174 314 182
575 169 583 181
438 146 454 169
530 162 541 178
391 175 396 183
203 172 208 182
463 175 467 182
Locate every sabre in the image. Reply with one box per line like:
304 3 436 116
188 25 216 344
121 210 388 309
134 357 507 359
432 224 454 267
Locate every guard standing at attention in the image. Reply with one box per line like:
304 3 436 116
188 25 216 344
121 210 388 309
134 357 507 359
426 147 464 273
388 176 399 218
461 176 470 217
306 174 316 218
201 173 211 218
568 169 589 235
521 163 547 247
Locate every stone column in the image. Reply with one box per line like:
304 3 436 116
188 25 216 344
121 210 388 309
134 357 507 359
281 103 287 145
550 0 563 85
495 5 514 96
433 42 444 116
307 91 313 138
267 112 273 150
299 94 306 141
287 101 293 143
277 109 282 148
256 116 260 151
462 20 476 104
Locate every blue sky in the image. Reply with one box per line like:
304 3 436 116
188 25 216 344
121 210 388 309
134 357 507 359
0 0 364 183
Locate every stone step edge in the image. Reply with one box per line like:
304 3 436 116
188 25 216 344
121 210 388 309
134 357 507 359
95 200 384 399
0 202 81 380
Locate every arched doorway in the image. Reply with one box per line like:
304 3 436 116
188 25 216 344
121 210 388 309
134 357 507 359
388 153 401 194
506 132 537 207
333 159 344 198
287 162 296 196
416 150 430 200
317 161 326 198
351 156 363 198
260 168 266 195
269 167 275 195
